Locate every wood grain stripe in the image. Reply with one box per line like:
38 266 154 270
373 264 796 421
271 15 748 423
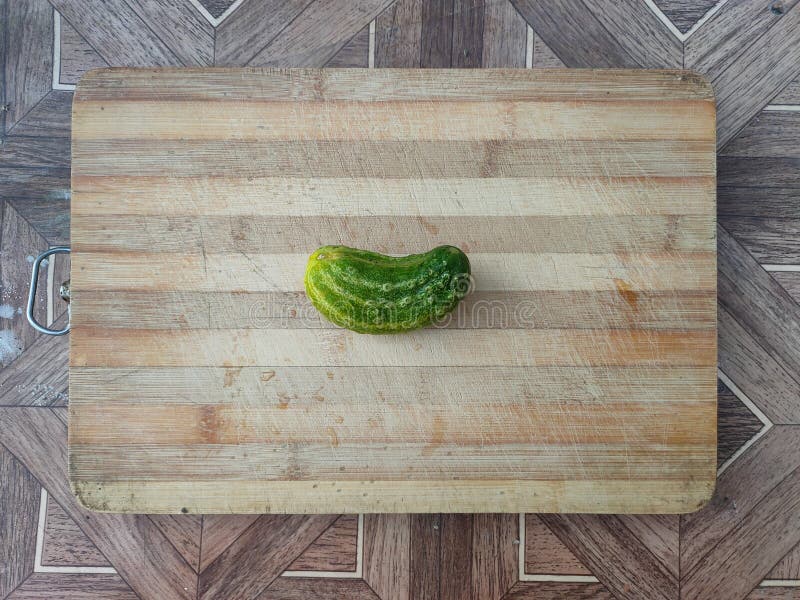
72 100 715 141
69 401 716 446
69 290 717 330
69 442 715 481
70 176 717 217
71 139 716 178
70 215 716 254
69 328 717 367
70 252 716 292
69 366 717 405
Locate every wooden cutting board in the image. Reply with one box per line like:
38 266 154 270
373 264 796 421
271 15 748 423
69 68 717 514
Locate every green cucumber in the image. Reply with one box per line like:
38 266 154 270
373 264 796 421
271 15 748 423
304 245 471 334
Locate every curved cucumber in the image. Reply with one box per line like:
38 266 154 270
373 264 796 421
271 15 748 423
304 245 471 334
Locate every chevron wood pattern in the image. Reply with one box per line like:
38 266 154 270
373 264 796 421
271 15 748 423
1 0 799 598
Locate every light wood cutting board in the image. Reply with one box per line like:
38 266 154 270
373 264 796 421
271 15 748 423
69 68 717 514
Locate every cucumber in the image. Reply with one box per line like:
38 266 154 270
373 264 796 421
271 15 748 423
304 245 471 334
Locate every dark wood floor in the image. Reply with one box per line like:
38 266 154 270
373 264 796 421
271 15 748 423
2 0 800 598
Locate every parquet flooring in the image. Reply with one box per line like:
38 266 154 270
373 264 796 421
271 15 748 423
2 0 800 598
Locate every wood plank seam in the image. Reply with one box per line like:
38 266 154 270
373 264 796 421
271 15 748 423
33 488 116 574
537 514 679 599
683 457 800 597
517 513 599 583
185 0 246 27
716 370 773 476
641 0 731 42
199 514 362 580
241 0 384 67
680 437 800 585
3 62 55 132
146 513 201 576
512 0 683 69
580 1 639 68
0 440 41 599
759 579 800 587
200 516 261 575
615 515 681 585
50 0 185 69
52 12 76 92
368 19 375 68
198 515 203 586
282 514 364 578
641 0 684 41
525 24 532 68
713 3 800 149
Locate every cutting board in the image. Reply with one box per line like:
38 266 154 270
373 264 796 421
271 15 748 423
69 68 717 514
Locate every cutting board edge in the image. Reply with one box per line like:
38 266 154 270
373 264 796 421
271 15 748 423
70 66 716 105
67 67 718 514
69 476 717 515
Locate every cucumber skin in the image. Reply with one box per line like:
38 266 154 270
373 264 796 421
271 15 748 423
304 245 471 334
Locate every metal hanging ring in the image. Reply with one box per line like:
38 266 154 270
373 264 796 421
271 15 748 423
26 247 71 336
